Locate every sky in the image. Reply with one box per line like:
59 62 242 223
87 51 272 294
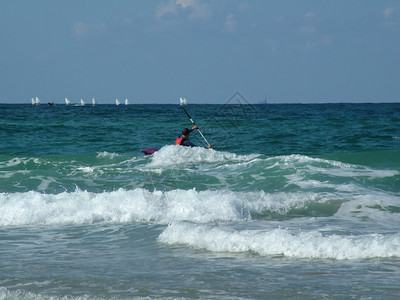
0 0 399 104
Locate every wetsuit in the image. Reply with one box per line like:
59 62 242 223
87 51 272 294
179 137 196 147
175 129 197 147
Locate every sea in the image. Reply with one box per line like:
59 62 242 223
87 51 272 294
0 100 400 299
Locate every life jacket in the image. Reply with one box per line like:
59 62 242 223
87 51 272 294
175 137 185 145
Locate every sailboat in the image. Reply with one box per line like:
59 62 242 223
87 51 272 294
35 97 40 105
125 98 129 105
257 96 268 105
31 98 36 105
179 97 187 105
92 98 96 106
65 98 70 105
116 99 121 106
80 99 85 106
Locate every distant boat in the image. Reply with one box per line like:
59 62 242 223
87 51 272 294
92 98 96 106
257 96 268 105
116 99 120 106
180 97 187 105
125 98 129 105
48 102 55 106
35 97 40 105
81 99 85 106
31 98 35 105
65 98 70 105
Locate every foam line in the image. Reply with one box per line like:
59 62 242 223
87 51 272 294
159 223 400 260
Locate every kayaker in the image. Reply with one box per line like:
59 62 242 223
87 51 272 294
175 125 212 149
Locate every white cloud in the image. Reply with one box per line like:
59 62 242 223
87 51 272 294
224 14 237 33
178 0 211 19
156 0 211 20
265 39 278 53
298 25 316 35
176 0 194 9
238 1 250 13
155 0 177 20
321 35 332 47
299 12 316 35
380 7 397 29
300 35 331 53
383 7 393 19
305 12 314 18
72 21 106 39
73 21 87 38
301 41 316 52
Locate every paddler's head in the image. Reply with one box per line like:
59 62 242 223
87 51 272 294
182 128 191 137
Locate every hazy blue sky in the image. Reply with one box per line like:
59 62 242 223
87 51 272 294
1 0 399 104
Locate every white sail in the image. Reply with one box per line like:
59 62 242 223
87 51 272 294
92 98 96 106
180 97 187 106
31 98 35 105
35 97 40 105
116 99 120 106
125 98 129 105
65 98 70 105
81 99 85 106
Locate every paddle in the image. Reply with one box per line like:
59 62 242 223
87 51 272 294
180 97 211 148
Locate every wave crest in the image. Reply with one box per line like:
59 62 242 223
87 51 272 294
159 223 400 260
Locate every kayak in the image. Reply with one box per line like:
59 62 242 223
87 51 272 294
141 148 159 155
141 103 210 156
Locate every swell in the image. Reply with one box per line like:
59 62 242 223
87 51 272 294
1 149 399 196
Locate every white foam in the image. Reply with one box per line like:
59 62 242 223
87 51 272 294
335 190 400 229
308 165 398 179
2 157 25 167
275 154 399 179
0 170 30 179
0 287 109 300
97 151 120 159
2 185 396 227
159 223 400 260
29 175 56 191
0 157 42 168
279 154 398 194
77 166 96 173
0 189 237 226
0 189 156 226
0 188 325 226
148 145 259 168
276 154 354 169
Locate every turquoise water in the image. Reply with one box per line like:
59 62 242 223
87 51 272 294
1 103 400 299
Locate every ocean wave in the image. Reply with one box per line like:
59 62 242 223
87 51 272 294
271 154 398 179
0 188 340 226
1 187 398 228
147 145 259 168
96 151 121 159
0 188 246 226
159 223 400 260
2 150 398 195
0 156 43 169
